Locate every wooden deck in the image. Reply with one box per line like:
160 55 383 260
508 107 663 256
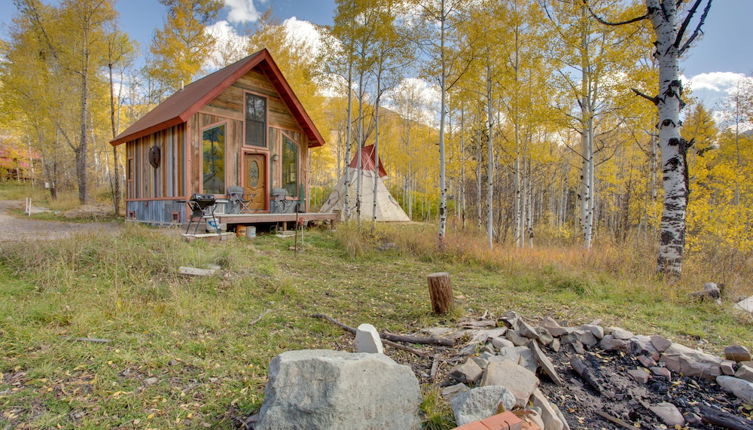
217 212 337 225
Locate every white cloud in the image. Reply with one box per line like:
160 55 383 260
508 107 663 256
283 17 324 58
224 0 262 24
384 77 440 128
204 20 248 70
682 72 748 94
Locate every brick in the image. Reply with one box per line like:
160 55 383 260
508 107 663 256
480 411 524 430
452 421 489 430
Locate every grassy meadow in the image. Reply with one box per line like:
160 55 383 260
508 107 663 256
0 212 751 428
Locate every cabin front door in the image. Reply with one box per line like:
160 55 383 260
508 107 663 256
243 153 266 211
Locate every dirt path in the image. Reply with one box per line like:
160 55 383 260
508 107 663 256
0 200 121 241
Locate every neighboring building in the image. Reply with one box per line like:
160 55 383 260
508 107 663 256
0 139 39 181
110 49 327 225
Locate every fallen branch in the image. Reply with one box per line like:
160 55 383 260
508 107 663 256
311 313 428 357
312 314 454 346
570 356 603 395
380 331 455 347
250 309 271 326
698 405 753 430
430 355 440 380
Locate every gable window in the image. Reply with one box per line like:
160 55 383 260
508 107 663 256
202 124 226 194
245 93 266 147
282 135 298 198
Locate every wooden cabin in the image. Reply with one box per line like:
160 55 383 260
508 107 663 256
110 49 333 227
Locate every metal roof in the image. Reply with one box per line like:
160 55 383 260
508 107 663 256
110 49 325 147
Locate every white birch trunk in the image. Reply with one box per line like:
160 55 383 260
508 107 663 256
343 60 353 221
648 0 689 276
486 63 494 249
437 0 448 241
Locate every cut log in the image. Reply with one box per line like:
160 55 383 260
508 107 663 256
178 266 217 277
427 272 454 315
699 405 753 430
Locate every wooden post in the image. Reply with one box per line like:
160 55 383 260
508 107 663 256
427 272 453 314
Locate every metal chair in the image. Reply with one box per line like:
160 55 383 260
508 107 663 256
227 186 253 214
185 194 218 234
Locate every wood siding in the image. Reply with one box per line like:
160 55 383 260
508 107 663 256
125 123 186 200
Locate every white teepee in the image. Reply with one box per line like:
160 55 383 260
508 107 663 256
321 145 410 222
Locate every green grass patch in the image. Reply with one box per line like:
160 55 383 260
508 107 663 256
0 224 750 429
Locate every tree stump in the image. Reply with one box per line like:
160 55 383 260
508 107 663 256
427 272 453 314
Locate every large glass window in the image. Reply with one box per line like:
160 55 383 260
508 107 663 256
245 94 266 147
202 124 225 194
282 135 298 197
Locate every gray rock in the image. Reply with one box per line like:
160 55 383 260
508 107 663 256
505 330 529 347
481 345 495 355
572 329 597 347
450 386 516 426
540 317 571 337
704 282 721 298
480 361 539 407
724 345 752 362
355 324 384 354
628 368 650 384
143 377 158 386
518 320 539 339
637 355 657 368
532 389 564 430
650 335 672 353
500 311 520 330
572 341 586 355
256 350 421 430
550 338 561 352
472 355 490 371
717 376 753 403
661 343 721 380
650 366 671 379
470 328 508 344
649 402 685 427
450 358 484 384
599 335 628 352
515 346 538 373
536 327 554 346
579 324 604 340
495 346 521 364
607 327 634 340
734 295 753 314
735 365 753 383
459 343 478 356
441 383 469 401
529 340 563 385
491 337 515 350
629 335 660 359
721 360 736 376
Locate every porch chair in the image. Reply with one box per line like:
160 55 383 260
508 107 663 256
227 186 253 214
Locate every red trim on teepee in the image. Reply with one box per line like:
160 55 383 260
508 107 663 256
349 145 388 177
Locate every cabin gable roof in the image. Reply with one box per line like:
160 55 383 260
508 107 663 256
110 49 324 147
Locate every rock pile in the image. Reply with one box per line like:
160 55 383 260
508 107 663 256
428 311 753 429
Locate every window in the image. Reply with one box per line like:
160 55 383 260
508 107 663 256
245 94 266 147
202 124 225 194
282 135 298 197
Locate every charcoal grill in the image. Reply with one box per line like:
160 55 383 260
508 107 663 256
185 193 219 235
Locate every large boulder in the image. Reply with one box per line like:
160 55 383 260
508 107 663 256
256 350 421 430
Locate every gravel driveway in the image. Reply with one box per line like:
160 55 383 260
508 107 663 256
0 200 121 241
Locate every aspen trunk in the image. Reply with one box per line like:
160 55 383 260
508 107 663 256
486 63 494 249
343 60 353 220
427 272 453 314
437 0 448 241
649 0 690 276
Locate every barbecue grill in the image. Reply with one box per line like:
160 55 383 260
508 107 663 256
185 193 219 234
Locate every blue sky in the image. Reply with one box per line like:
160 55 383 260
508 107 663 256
0 0 750 112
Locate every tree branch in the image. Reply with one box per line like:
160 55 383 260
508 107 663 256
675 0 704 48
632 88 660 105
679 0 713 55
580 0 648 26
